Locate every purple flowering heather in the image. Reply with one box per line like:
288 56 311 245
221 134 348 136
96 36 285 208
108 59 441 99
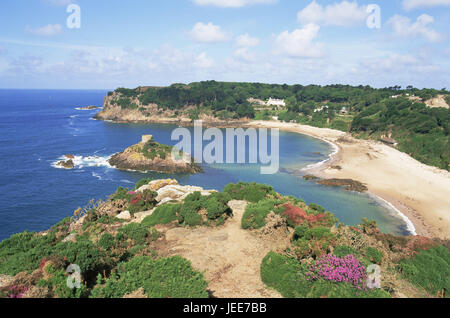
307 254 368 290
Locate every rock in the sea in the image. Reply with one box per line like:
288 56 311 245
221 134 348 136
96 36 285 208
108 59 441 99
57 159 74 169
117 210 131 220
317 178 368 192
108 135 201 174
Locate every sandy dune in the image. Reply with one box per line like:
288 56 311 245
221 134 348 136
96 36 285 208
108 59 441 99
247 121 450 240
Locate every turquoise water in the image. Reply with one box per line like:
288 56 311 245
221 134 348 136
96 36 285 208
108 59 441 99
0 90 411 241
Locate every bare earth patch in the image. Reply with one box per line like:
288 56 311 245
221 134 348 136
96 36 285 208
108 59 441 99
158 200 289 298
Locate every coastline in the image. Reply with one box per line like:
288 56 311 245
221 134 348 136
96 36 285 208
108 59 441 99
245 120 450 240
94 115 450 239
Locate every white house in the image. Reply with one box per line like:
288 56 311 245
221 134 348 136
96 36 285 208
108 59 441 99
267 98 286 107
314 105 329 113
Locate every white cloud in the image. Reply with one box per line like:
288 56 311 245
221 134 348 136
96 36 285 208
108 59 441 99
274 23 324 58
26 24 63 36
402 0 450 10
234 47 257 62
192 0 277 8
387 14 445 42
194 52 214 68
236 33 259 47
297 1 368 26
188 22 231 43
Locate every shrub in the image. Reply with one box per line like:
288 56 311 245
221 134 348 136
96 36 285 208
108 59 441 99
117 223 151 245
365 247 383 264
260 252 390 298
260 252 305 298
177 192 231 227
128 189 158 215
397 245 450 296
0 231 58 275
141 203 182 227
293 225 309 240
307 254 367 290
54 240 108 275
241 199 277 229
38 265 88 298
134 178 152 190
90 256 209 298
98 233 115 250
111 187 131 202
333 245 359 258
308 203 325 214
223 182 275 203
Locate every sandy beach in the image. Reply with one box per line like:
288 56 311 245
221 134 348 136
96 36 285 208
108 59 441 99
247 120 450 240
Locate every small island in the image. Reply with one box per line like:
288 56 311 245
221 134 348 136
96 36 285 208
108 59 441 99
108 135 201 174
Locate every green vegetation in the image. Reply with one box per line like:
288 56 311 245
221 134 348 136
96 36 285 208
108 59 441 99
397 245 450 297
260 252 390 298
141 138 174 160
111 82 449 170
1 180 449 299
223 182 276 203
90 256 208 298
141 203 182 227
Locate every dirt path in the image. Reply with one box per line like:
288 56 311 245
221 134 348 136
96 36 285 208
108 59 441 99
162 201 287 298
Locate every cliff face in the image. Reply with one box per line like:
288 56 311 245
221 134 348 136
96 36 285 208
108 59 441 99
108 135 201 174
94 93 192 123
94 92 249 126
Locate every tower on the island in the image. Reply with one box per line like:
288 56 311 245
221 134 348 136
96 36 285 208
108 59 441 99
141 135 153 143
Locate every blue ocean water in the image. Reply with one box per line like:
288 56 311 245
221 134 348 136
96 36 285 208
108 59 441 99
0 89 411 241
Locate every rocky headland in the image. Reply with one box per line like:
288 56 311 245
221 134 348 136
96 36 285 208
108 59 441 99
108 135 201 174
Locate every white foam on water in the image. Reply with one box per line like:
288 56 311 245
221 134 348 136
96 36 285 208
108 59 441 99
120 179 134 184
301 139 339 171
370 194 417 236
51 154 112 170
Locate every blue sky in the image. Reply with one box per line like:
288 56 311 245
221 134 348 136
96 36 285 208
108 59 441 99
0 0 449 89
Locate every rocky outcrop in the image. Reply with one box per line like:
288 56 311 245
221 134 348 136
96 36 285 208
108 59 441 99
93 92 249 127
77 105 101 110
56 159 74 169
317 178 368 192
108 135 201 174
136 179 216 206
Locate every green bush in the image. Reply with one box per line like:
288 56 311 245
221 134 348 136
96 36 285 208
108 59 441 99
98 233 116 250
0 231 58 275
90 256 209 298
334 245 359 258
241 199 277 229
261 252 390 298
177 192 231 227
223 182 275 203
117 223 151 245
397 245 450 296
38 265 88 298
128 189 158 215
308 204 325 214
54 240 108 275
134 178 152 190
111 187 131 201
365 247 383 264
142 203 182 227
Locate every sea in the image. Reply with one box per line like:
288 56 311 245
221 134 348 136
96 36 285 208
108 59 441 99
0 89 413 241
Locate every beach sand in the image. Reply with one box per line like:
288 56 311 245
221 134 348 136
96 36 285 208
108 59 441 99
247 120 450 240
